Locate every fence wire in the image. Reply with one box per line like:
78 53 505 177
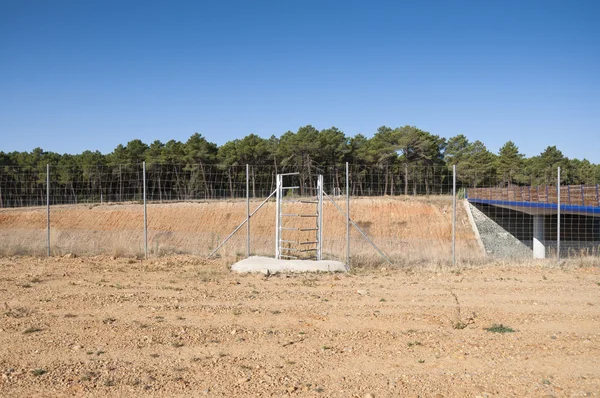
466 167 600 259
0 163 598 263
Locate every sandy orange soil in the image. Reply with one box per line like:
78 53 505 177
0 255 599 397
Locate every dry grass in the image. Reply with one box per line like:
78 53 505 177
0 196 497 264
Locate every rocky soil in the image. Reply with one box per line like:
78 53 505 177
0 255 599 397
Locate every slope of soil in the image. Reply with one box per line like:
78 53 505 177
0 256 599 397
0 197 482 263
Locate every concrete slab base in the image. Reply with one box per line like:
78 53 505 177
231 256 347 274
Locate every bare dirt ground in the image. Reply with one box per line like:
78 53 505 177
1 255 599 397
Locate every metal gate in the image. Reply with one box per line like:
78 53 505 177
275 173 323 260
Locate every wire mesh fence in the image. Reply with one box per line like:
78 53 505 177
0 163 598 263
466 167 600 259
0 163 456 206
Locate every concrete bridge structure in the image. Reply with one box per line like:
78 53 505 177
467 185 600 258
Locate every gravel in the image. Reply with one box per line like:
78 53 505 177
468 203 532 259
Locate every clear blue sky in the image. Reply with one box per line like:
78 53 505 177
1 0 599 162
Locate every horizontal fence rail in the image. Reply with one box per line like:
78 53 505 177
468 185 600 207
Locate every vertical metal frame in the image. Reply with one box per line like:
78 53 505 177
246 164 250 257
346 162 350 268
317 174 324 260
452 164 456 266
557 166 561 262
143 161 148 259
275 173 281 259
46 164 50 257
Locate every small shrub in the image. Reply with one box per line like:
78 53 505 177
31 369 47 376
484 324 515 333
104 379 116 386
23 327 42 334
4 306 29 318
453 321 469 330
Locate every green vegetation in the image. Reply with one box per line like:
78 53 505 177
484 324 516 333
1 126 597 207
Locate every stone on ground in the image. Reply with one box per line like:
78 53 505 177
231 256 347 274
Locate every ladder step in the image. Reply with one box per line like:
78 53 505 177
299 241 318 245
299 228 318 231
299 248 317 252
280 240 299 244
299 214 318 217
282 214 299 217
300 200 318 204
282 186 300 190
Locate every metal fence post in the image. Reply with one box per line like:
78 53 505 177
275 174 281 259
47 164 50 257
452 164 456 266
346 162 350 268
143 161 148 259
246 164 250 258
317 174 324 260
557 166 561 262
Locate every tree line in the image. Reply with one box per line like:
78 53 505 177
1 125 599 206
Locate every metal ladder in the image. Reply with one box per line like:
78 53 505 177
275 173 323 260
